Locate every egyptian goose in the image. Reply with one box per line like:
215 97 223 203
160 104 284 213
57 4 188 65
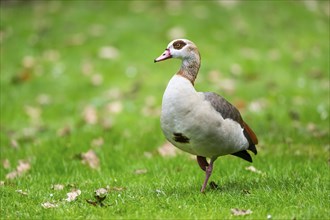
154 39 258 193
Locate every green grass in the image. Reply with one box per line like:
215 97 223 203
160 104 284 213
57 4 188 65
0 1 329 219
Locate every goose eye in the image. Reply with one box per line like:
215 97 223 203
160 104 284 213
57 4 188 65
173 40 187 50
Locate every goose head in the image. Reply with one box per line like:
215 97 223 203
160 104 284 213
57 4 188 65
154 39 199 63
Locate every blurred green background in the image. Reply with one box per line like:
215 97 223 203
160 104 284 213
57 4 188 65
0 0 329 219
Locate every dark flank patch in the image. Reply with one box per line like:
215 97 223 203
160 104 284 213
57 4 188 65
173 40 187 50
173 132 190 143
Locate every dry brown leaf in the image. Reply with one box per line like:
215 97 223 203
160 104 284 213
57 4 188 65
91 73 103 86
11 68 33 84
218 78 236 94
67 34 85 46
41 202 58 209
57 125 71 137
10 139 19 149
2 159 10 169
143 151 153 159
25 105 42 122
107 186 126 191
22 56 35 68
43 50 60 62
158 141 178 157
16 189 28 196
81 60 93 76
81 150 100 169
105 88 122 99
230 63 242 76
231 208 252 216
248 99 268 113
167 26 186 39
65 189 81 202
134 169 147 175
91 137 104 148
218 0 239 8
36 94 51 106
52 184 64 191
245 166 263 174
83 105 98 125
141 96 160 117
6 160 31 179
106 101 123 114
89 24 105 37
16 160 31 174
98 46 119 60
5 171 18 180
94 188 108 202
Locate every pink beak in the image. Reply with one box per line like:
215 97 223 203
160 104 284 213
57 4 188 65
154 49 172 63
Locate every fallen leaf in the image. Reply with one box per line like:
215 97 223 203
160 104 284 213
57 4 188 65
98 46 119 60
57 125 71 137
83 105 98 125
11 68 32 84
248 99 268 113
91 73 103 86
107 186 126 192
245 165 263 174
52 184 64 191
89 24 105 37
42 49 60 62
41 202 58 209
2 159 10 169
158 141 178 157
6 160 31 179
16 189 28 196
106 101 123 114
22 55 35 68
134 169 147 175
218 78 236 94
16 160 31 174
167 26 186 39
230 63 242 76
307 123 327 138
10 139 19 149
81 149 100 169
67 33 85 46
36 94 51 105
94 188 108 202
231 208 253 216
25 105 42 123
81 60 93 76
143 151 153 159
65 189 81 202
91 137 104 148
5 171 18 180
141 96 160 117
218 0 239 8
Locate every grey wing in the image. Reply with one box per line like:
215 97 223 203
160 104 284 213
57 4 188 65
203 92 257 162
203 92 243 123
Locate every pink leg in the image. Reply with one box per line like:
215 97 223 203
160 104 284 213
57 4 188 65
200 158 215 193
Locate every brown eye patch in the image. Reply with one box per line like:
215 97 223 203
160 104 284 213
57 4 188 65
173 40 187 50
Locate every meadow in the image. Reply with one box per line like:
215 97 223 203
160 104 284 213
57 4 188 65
0 1 329 219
